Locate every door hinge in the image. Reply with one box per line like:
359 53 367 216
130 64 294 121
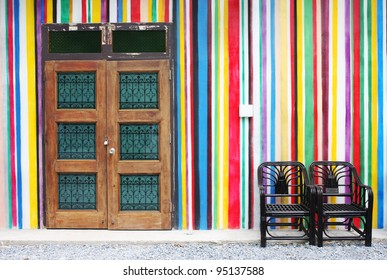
169 202 174 213
169 133 172 144
169 69 172 81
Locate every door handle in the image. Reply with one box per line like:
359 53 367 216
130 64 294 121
109 148 116 155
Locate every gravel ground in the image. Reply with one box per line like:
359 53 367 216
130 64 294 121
1 240 387 260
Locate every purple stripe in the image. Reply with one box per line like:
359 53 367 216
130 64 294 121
36 1 44 228
345 0 351 163
261 0 267 162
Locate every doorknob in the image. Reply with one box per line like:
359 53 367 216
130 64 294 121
109 148 116 155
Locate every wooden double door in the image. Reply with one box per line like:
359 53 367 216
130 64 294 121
44 60 171 229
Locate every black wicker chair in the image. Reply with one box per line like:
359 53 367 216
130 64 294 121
309 161 373 247
258 161 316 247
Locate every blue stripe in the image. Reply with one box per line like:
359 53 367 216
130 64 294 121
40 0 45 24
175 0 182 229
377 0 384 228
270 0 276 162
117 0 122 22
197 0 208 230
14 0 22 229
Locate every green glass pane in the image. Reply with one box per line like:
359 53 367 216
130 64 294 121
112 30 166 53
57 73 96 109
119 73 158 109
58 174 96 209
58 123 96 159
120 124 159 160
49 31 101 53
120 175 159 211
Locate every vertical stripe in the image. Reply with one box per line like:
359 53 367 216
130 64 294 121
82 0 87 23
296 0 304 162
228 0 240 229
261 0 267 162
304 0 313 166
353 0 361 173
321 0 329 160
313 0 319 160
61 0 70 23
279 0 289 160
27 0 38 229
331 0 338 160
131 0 140 22
270 0 275 161
91 0 101 22
109 0 117 22
371 0 378 228
345 0 351 163
197 0 208 230
290 0 296 161
377 0 384 228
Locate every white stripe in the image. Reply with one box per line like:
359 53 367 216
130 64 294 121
127 0 131 22
57 0 62 23
0 0 8 228
72 0 83 23
251 0 261 230
19 1 30 229
109 0 117 22
336 0 346 162
183 0 193 230
363 0 369 184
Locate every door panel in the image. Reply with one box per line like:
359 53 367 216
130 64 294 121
45 60 107 228
107 60 171 229
45 60 171 229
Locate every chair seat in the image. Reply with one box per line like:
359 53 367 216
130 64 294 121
322 203 366 215
266 204 309 215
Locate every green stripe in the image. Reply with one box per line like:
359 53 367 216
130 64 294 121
213 0 219 229
303 0 314 167
88 0 91 23
367 0 372 186
61 0 70 23
152 0 157 22
241 0 246 229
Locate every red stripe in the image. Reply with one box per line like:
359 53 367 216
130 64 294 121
321 0 329 160
313 0 318 160
228 0 241 229
290 0 296 161
82 0 87 23
353 0 361 173
165 0 170 22
131 0 140 22
353 0 361 228
7 0 17 227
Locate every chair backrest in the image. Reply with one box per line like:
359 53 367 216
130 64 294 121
258 161 309 204
309 161 356 202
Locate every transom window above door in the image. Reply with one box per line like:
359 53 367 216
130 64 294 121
42 23 172 60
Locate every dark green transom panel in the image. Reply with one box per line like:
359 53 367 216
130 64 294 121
58 174 96 209
57 73 96 109
120 175 159 211
58 123 96 159
49 31 102 53
112 30 166 53
120 124 159 160
119 73 158 109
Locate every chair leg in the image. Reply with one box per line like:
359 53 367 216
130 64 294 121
317 216 323 247
260 219 267 247
365 214 372 247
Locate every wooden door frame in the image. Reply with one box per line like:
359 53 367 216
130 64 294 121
41 22 176 229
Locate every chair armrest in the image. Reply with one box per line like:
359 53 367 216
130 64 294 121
259 186 266 215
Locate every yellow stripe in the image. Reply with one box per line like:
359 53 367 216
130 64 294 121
371 0 378 228
223 0 229 229
47 0 54 23
179 0 187 229
296 0 304 163
158 0 165 22
91 0 101 23
331 0 338 161
123 0 128 22
148 0 153 21
279 0 289 160
27 0 38 228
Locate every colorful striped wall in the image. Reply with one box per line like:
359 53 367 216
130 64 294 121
0 0 386 230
